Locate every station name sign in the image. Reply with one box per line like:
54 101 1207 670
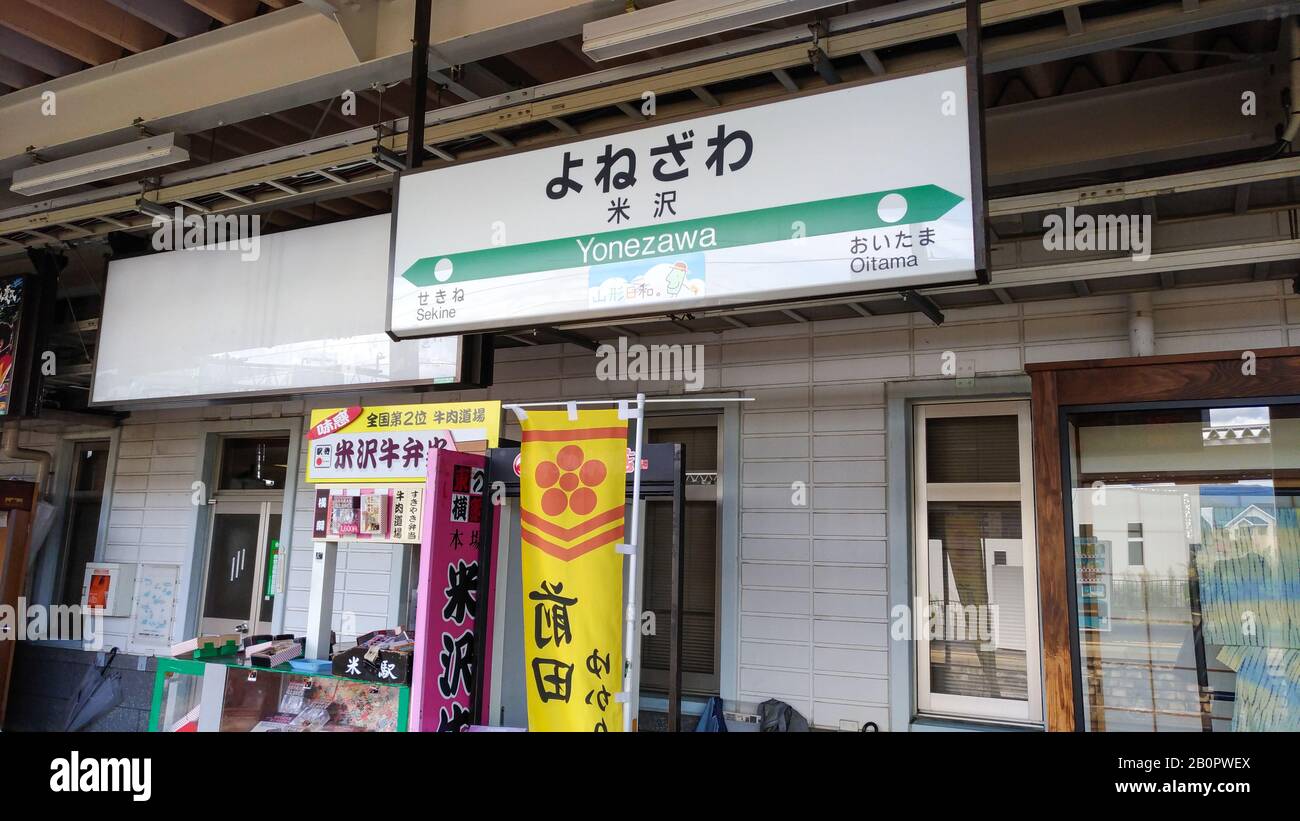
388 66 976 337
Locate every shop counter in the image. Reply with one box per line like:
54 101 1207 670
148 656 409 732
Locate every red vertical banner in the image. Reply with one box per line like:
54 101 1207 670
412 448 487 731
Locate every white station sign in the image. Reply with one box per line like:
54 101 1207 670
389 66 976 337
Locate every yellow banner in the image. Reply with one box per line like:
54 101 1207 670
520 409 627 732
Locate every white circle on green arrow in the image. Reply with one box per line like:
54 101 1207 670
877 193 908 224
434 258 454 283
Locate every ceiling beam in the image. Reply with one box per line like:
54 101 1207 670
29 0 168 53
500 42 589 84
0 0 623 167
105 0 213 39
349 190 389 210
311 197 358 217
859 49 886 75
0 0 1284 233
1063 6 1084 36
232 114 310 146
1233 182 1251 215
0 27 84 76
992 156 1300 217
0 2 124 65
0 53 48 90
183 0 261 27
267 110 317 139
453 61 515 97
771 67 798 92
427 68 479 102
691 85 720 106
1 32 1284 242
982 0 1283 74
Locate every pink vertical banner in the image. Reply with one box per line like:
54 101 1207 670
411 448 487 732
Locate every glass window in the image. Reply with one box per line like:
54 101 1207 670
56 441 110 608
1067 403 1300 731
925 415 1020 483
914 401 1042 724
1127 523 1145 566
641 423 720 695
218 437 288 490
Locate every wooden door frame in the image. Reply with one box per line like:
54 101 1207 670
0 479 37 726
1026 345 1300 732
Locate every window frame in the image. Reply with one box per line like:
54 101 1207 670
641 413 723 696
50 438 113 610
1060 397 1300 732
912 399 1044 725
29 430 120 619
214 434 291 495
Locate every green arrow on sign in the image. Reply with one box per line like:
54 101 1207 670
401 184 963 287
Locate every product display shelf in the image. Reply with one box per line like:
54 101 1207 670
149 655 410 733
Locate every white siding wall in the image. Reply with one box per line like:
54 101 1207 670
99 421 203 649
36 280 1299 728
282 459 399 641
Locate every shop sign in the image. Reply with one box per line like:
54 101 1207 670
0 274 51 418
390 66 976 337
0 276 27 416
519 408 627 732
413 450 487 732
305 401 501 483
311 486 424 543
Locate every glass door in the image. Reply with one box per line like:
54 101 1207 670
200 500 282 636
1067 402 1300 731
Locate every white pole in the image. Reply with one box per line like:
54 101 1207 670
621 392 645 732
304 539 337 660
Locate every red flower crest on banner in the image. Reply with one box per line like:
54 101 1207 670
534 444 608 516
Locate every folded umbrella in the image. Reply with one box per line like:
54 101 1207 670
63 647 124 732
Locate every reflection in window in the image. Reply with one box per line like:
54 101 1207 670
218 437 289 490
57 441 110 608
927 502 1027 701
914 402 1041 724
1069 403 1300 731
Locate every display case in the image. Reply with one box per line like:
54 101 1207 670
149 657 409 732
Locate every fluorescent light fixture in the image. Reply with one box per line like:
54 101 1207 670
135 198 174 221
583 0 848 61
11 133 189 197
